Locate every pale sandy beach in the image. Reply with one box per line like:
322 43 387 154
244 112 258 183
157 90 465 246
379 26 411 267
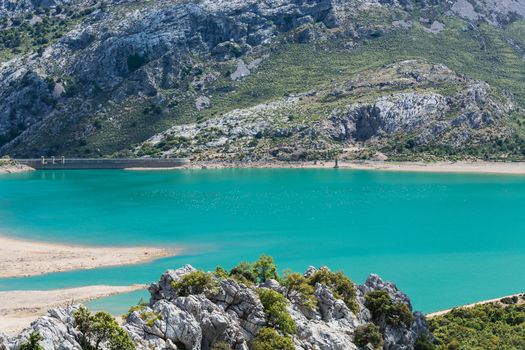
427 291 525 318
0 235 178 278
128 160 525 175
0 285 146 335
326 161 525 175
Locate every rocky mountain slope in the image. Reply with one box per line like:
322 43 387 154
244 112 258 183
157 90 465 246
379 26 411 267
0 262 433 350
139 60 514 161
0 0 524 160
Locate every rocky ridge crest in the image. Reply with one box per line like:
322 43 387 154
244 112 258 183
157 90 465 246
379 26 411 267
0 265 431 350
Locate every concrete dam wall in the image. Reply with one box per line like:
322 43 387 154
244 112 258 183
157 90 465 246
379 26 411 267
15 157 189 170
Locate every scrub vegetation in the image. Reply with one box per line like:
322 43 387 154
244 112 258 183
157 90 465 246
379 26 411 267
429 302 525 350
73 306 135 350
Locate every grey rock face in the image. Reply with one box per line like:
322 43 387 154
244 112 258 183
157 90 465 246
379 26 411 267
3 306 83 350
452 0 480 21
360 274 412 309
131 299 203 349
423 21 445 34
148 264 197 303
230 60 251 81
291 305 358 350
3 265 431 350
289 281 361 350
452 0 525 24
0 333 11 350
324 92 448 142
304 266 318 278
127 265 430 349
1 0 68 14
137 269 267 349
0 71 55 136
195 96 211 111
211 279 267 340
358 274 433 350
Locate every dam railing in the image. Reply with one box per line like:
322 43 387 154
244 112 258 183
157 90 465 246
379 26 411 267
14 157 190 170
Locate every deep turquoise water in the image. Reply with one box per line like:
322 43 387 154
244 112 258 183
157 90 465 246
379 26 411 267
1 169 525 314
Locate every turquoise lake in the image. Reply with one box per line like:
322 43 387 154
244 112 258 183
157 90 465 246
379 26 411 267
1 168 525 314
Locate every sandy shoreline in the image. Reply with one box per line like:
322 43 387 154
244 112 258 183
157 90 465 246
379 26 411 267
0 235 178 278
0 159 520 175
427 291 525 318
0 285 145 335
127 160 525 175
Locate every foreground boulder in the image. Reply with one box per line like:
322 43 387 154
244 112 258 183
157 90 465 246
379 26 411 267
1 306 81 350
1 263 432 349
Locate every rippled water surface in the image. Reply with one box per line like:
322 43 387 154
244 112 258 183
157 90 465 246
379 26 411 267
1 169 524 313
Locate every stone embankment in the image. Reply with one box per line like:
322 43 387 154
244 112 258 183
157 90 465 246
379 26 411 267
0 160 34 174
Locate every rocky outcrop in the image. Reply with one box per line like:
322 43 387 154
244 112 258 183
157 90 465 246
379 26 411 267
1 306 82 350
358 275 429 349
290 282 360 350
323 93 449 142
140 60 513 161
451 0 525 24
322 80 510 148
1 265 432 350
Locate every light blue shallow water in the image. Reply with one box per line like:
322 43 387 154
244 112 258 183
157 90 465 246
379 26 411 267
1 169 524 314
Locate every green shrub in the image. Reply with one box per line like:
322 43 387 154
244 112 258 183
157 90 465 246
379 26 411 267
143 103 162 115
257 288 296 335
308 268 359 313
364 290 392 316
171 271 218 296
387 302 415 327
136 142 160 157
19 331 44 350
229 262 258 285
500 296 518 305
254 255 279 283
139 311 162 327
213 266 229 279
123 299 147 319
282 272 316 309
414 334 436 350
353 323 384 350
228 255 279 285
110 327 136 350
123 300 161 326
251 328 295 350
364 290 414 327
73 306 135 350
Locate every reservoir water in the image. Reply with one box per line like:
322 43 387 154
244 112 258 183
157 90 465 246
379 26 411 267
1 168 524 314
